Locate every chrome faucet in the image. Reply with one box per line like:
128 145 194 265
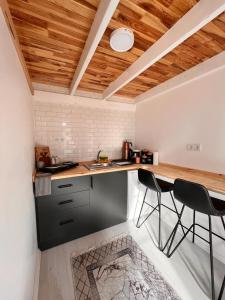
97 150 102 161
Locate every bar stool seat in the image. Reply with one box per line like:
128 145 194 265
157 179 174 192
211 197 225 215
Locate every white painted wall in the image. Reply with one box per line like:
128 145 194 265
136 67 225 174
33 91 135 162
135 66 225 265
0 11 37 300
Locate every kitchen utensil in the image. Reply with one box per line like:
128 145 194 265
114 161 134 166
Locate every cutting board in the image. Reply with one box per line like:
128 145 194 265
35 146 51 166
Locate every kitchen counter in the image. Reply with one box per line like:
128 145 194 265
46 162 225 196
35 162 225 250
50 162 138 180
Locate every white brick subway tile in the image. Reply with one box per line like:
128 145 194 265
33 100 135 162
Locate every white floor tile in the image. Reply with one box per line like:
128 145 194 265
38 216 225 300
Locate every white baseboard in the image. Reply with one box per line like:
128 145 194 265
33 249 41 300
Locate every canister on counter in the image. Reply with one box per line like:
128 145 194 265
135 156 141 164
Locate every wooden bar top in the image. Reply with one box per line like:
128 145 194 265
47 162 225 196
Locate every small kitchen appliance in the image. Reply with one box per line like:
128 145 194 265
38 162 79 174
122 141 132 160
141 150 153 164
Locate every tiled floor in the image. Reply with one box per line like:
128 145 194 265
38 216 225 300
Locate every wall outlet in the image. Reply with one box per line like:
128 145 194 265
186 144 192 151
193 144 201 151
186 144 201 151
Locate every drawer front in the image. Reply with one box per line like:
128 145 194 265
37 190 90 216
51 176 90 195
38 206 93 246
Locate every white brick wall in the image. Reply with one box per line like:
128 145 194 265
32 92 135 162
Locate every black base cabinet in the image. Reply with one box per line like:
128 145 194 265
90 171 127 231
35 171 127 250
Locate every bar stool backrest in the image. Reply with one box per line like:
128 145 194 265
138 169 161 193
174 179 216 215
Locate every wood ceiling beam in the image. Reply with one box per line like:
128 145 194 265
0 0 34 94
135 50 225 103
102 0 225 100
69 0 120 96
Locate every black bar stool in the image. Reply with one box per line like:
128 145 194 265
136 168 183 250
165 178 225 300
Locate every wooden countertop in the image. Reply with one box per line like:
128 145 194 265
50 162 138 180
47 162 225 196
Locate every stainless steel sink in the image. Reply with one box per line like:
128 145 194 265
84 162 116 170
84 161 134 170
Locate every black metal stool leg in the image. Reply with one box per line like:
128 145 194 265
192 210 196 243
218 217 225 300
221 217 225 231
167 223 196 257
157 192 162 250
166 204 185 256
209 215 215 300
218 276 225 300
169 191 186 236
136 187 148 228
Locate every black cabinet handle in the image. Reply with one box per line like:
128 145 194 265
59 219 74 226
58 183 73 189
91 176 93 189
58 199 73 206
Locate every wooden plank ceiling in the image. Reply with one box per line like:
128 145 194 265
115 11 225 98
77 0 199 95
7 0 225 102
8 0 99 88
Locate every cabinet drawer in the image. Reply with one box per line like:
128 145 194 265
37 190 90 216
38 206 92 244
51 176 90 195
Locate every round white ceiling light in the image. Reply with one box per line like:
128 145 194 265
110 28 134 52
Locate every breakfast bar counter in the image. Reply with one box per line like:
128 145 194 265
48 162 225 196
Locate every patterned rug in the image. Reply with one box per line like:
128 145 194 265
71 235 181 299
